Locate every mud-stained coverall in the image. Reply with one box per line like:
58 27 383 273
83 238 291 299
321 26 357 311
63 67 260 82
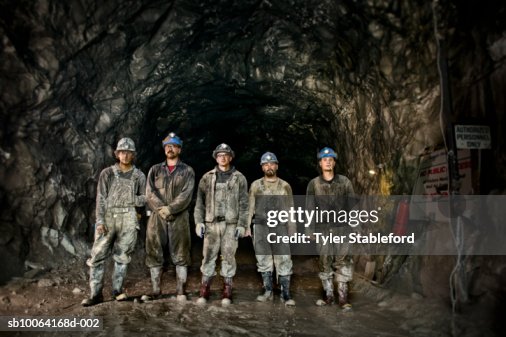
145 161 195 268
87 164 146 267
248 178 295 276
194 167 248 278
306 175 355 282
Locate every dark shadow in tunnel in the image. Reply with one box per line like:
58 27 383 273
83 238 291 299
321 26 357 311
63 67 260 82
136 85 340 195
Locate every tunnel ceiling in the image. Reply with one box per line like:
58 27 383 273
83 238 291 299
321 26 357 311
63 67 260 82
0 0 505 279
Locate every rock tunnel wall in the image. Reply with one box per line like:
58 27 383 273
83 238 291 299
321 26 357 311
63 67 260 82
0 0 504 284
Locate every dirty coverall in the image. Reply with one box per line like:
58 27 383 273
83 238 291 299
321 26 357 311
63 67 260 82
306 174 355 305
87 164 146 296
249 177 296 303
145 160 195 276
194 167 248 279
248 178 295 276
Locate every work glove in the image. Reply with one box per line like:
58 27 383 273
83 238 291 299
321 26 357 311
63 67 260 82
157 206 170 220
196 223 205 238
234 226 245 240
96 223 108 235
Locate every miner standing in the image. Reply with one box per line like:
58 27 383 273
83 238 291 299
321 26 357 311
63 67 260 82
82 137 146 306
142 132 195 302
248 152 296 306
194 143 249 305
306 147 355 310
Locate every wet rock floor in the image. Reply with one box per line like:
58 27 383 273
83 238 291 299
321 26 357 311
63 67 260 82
0 249 500 337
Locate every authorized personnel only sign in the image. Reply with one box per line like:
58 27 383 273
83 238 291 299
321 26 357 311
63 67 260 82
455 125 491 149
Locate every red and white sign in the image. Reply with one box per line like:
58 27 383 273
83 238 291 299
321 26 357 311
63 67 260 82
413 148 472 195
410 148 473 221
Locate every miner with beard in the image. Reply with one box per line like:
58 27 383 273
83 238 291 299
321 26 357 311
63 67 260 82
247 152 296 306
82 137 146 306
194 143 249 305
142 133 195 302
306 147 355 311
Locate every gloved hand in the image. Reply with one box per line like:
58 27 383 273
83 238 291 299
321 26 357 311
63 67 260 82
157 206 170 220
244 226 252 238
196 223 205 238
96 223 108 235
234 226 245 240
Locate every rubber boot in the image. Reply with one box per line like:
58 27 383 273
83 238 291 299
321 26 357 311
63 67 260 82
221 277 233 306
338 282 352 310
82 264 105 307
112 262 128 301
175 266 188 302
196 275 213 305
256 271 273 302
141 267 162 302
280 275 296 306
316 278 334 306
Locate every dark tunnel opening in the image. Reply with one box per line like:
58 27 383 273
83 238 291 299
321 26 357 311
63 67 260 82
135 85 341 195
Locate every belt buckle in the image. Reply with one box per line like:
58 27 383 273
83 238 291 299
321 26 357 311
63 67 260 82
216 216 225 222
112 207 129 213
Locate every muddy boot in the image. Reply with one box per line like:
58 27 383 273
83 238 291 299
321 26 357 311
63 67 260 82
338 282 352 311
196 275 213 305
141 267 162 302
82 264 105 307
316 278 334 306
221 277 233 306
175 266 188 302
112 262 128 301
256 271 273 302
280 275 296 306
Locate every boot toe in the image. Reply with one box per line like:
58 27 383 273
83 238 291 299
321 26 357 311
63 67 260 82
81 295 103 307
115 293 128 301
341 303 353 311
176 294 188 302
316 298 333 306
256 291 273 302
196 297 207 305
284 299 296 306
140 294 159 302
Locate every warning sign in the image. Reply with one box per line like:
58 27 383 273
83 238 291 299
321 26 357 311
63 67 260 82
412 148 472 196
455 125 491 149
410 149 473 221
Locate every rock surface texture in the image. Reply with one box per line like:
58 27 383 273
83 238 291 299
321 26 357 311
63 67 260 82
0 0 504 285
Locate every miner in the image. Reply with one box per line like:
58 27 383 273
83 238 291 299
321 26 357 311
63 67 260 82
194 143 249 305
82 137 146 306
306 147 355 310
141 132 195 302
247 152 296 306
